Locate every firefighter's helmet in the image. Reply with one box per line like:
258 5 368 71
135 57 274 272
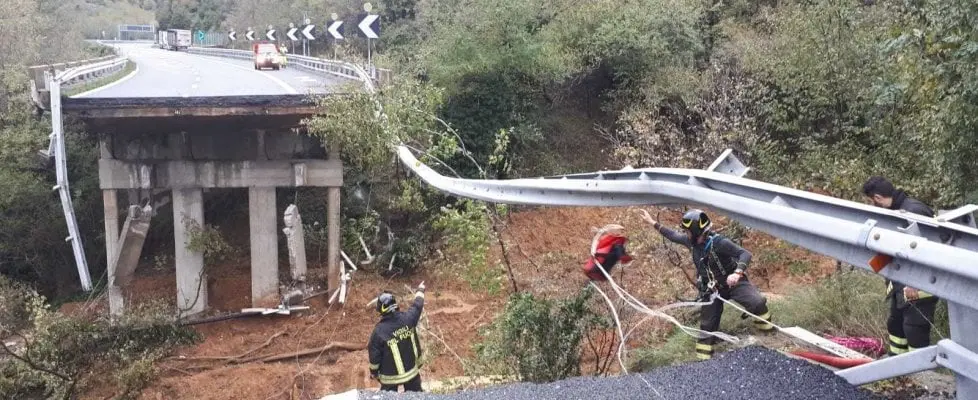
376 291 398 315
681 209 712 239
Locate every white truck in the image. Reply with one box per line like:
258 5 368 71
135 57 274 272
157 29 192 51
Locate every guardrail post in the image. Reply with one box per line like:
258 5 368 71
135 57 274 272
949 303 978 400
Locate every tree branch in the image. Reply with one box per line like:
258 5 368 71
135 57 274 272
1 334 73 383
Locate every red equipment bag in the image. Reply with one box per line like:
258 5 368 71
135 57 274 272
583 230 632 281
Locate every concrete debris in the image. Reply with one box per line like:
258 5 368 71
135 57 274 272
283 204 308 285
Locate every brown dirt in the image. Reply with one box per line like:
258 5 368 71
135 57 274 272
65 205 841 400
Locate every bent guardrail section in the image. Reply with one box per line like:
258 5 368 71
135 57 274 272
37 54 134 292
396 145 978 400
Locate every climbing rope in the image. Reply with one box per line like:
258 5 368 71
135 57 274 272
585 223 795 394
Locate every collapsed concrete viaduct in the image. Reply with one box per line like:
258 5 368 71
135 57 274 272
63 95 342 316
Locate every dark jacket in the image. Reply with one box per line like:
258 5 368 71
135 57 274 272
655 223 752 292
368 292 425 385
886 190 938 304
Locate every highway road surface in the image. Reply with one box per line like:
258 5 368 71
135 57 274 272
324 346 878 400
74 42 348 98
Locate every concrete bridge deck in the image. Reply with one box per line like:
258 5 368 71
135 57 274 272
74 42 344 98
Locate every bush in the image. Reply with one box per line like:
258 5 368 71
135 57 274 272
0 280 198 398
473 286 606 383
431 199 503 294
182 217 238 267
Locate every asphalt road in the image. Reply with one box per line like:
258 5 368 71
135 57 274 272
74 42 348 98
350 346 876 400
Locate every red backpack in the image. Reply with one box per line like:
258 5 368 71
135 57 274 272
583 230 632 281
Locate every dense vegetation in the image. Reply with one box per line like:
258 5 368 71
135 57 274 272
308 0 978 306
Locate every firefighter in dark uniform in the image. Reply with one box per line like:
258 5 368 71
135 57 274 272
862 176 939 356
368 282 426 392
639 209 774 360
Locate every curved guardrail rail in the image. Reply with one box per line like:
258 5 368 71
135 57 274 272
396 145 978 399
185 47 378 92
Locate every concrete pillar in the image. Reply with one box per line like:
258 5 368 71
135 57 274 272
110 205 153 288
173 188 206 317
103 190 123 316
249 187 279 307
283 204 307 285
327 186 341 296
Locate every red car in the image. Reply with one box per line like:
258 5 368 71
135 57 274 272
253 42 284 70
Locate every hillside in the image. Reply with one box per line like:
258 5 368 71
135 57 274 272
61 206 849 399
61 0 157 39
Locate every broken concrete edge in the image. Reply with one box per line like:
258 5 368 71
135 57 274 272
61 94 349 110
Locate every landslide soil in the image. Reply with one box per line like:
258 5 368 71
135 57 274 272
66 206 840 400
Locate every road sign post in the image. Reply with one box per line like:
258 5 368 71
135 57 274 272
287 22 299 42
359 3 380 75
302 18 315 57
329 13 344 60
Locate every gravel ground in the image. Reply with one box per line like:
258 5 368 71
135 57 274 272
355 346 875 400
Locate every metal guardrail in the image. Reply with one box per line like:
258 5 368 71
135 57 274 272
397 146 978 400
28 55 116 102
184 46 386 90
35 50 133 292
29 41 132 108
57 57 130 91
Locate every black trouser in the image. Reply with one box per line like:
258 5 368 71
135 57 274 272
887 295 938 355
380 374 423 392
696 279 773 360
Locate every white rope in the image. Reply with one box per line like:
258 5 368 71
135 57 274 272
585 226 784 399
589 281 664 400
590 252 740 344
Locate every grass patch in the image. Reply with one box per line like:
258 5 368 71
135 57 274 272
63 60 136 97
629 326 697 371
769 269 887 338
787 260 813 277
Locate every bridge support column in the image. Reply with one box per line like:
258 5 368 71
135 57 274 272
103 189 124 316
173 188 206 316
249 187 279 307
327 186 341 297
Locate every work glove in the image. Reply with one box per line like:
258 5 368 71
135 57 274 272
416 281 426 294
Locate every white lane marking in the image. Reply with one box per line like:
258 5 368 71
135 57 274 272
71 64 140 98
196 57 298 94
